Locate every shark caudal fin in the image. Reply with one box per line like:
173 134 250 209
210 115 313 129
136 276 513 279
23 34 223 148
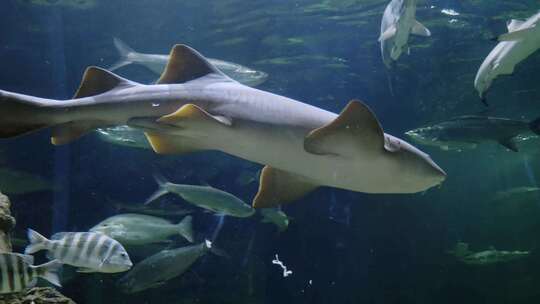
156 44 232 84
0 90 54 138
529 117 540 136
51 67 140 145
109 38 137 71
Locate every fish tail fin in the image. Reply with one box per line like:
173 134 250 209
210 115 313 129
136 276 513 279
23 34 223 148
34 260 62 287
144 173 171 205
177 215 194 243
529 117 540 136
109 37 136 71
0 90 54 138
205 240 230 258
25 228 49 254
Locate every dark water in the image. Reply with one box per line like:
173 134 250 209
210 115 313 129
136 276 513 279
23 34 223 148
1 0 540 303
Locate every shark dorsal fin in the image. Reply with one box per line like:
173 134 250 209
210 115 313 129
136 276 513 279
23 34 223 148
304 100 384 157
507 19 525 32
73 67 136 99
157 44 227 84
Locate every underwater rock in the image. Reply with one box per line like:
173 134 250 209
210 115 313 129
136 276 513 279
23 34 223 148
0 287 76 304
0 192 15 253
0 192 75 303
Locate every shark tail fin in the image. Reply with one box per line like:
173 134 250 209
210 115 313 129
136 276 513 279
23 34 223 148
529 117 540 136
144 172 171 205
109 38 136 71
177 215 194 243
0 90 54 138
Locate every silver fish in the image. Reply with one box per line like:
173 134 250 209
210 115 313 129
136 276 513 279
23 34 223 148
0 44 446 209
90 214 193 245
449 242 529 266
0 253 61 294
25 229 132 273
117 240 220 293
259 208 290 232
109 38 268 87
146 173 255 218
95 125 151 149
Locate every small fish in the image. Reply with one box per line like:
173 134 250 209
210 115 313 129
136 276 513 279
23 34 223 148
474 12 540 102
379 0 431 67
109 38 268 87
0 168 55 195
95 125 151 150
259 208 290 232
145 173 255 218
90 213 194 246
25 229 132 273
405 115 540 152
117 240 223 293
448 242 529 266
0 253 61 294
491 186 540 203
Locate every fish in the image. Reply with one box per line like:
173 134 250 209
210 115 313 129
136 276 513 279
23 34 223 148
145 173 255 218
474 11 540 103
0 168 55 195
448 242 529 266
405 115 540 152
0 44 446 208
259 208 290 232
109 38 268 87
117 240 222 293
95 125 151 150
0 253 61 294
89 213 194 245
379 0 431 67
25 229 133 273
490 186 540 203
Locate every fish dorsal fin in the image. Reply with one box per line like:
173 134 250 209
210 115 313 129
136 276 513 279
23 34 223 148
507 19 525 32
304 100 384 157
157 44 228 84
73 66 137 99
252 166 318 208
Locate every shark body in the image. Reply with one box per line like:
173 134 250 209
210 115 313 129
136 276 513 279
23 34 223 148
0 45 445 207
379 0 431 67
474 11 540 101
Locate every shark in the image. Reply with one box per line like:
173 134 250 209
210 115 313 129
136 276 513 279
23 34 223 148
109 38 268 87
379 0 431 68
0 44 446 208
474 11 540 104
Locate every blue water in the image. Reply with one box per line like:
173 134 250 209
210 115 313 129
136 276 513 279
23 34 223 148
1 0 540 303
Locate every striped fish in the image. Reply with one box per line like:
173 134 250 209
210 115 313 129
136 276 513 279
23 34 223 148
25 229 132 273
0 253 61 294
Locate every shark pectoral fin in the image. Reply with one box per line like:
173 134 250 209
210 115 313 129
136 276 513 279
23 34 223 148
157 44 229 84
378 26 397 41
411 20 431 37
51 120 103 145
499 138 518 152
498 25 536 41
304 100 384 157
158 104 232 129
144 131 202 155
252 166 318 209
507 19 525 32
73 67 138 99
